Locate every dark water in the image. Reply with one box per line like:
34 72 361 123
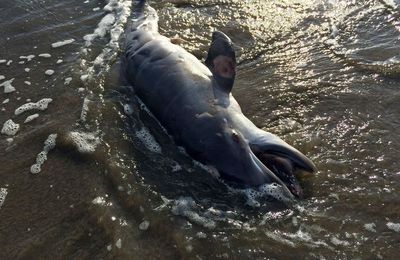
1 0 399 258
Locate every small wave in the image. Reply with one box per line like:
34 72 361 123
74 0 133 156
326 4 400 76
171 197 216 229
51 39 75 48
380 0 400 10
80 0 132 83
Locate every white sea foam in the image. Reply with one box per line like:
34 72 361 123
30 134 57 174
56 59 63 64
80 74 89 82
94 13 115 37
24 81 31 86
14 98 53 115
171 161 182 172
19 55 35 62
1 119 20 136
172 197 216 229
196 232 207 239
2 99 9 104
44 134 57 151
387 222 400 232
51 39 75 48
115 238 122 249
286 229 313 243
83 13 116 46
24 68 30 72
139 220 150 230
0 78 16 93
64 77 72 85
24 113 39 123
80 97 90 121
0 188 8 209
330 236 350 246
244 189 262 207
123 104 133 115
135 127 162 153
6 60 12 66
259 183 293 203
364 223 376 232
80 0 132 80
45 69 55 76
38 53 51 58
238 183 294 207
265 230 296 247
67 131 101 153
92 196 107 205
0 60 6 64
0 75 4 80
192 160 220 178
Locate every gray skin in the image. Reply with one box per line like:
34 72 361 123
122 1 316 198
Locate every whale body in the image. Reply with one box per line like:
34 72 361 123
122 0 316 198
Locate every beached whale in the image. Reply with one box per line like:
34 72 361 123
122 0 316 198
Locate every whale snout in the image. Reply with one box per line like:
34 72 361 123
211 129 295 199
212 128 316 199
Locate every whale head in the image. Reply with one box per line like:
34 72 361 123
188 115 296 199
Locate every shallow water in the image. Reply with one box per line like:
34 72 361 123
1 0 399 258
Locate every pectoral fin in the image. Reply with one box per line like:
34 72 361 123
205 31 236 93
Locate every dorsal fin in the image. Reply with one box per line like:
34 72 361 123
205 31 236 93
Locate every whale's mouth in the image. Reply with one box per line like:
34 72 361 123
254 152 304 198
247 138 316 198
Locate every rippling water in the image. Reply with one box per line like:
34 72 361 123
1 0 399 258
